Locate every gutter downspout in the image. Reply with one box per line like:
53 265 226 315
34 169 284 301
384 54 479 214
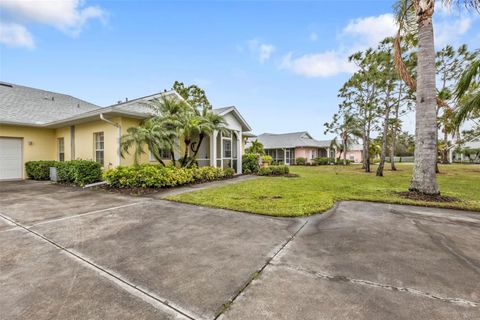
100 114 122 167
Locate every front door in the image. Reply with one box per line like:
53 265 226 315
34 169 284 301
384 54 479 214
285 149 290 165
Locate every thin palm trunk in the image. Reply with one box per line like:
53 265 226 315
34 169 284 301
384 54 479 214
365 117 372 173
187 133 205 167
442 128 449 163
390 88 401 171
377 94 392 176
181 138 191 167
148 142 166 166
409 8 439 194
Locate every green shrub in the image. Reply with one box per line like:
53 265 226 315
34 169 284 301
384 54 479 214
295 157 306 165
25 160 58 180
335 159 352 165
261 155 272 165
104 165 234 189
57 160 102 186
242 153 260 174
313 157 330 165
223 167 235 178
26 160 101 186
192 166 224 182
258 165 289 176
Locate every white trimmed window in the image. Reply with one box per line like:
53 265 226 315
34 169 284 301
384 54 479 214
223 139 232 158
149 148 170 161
94 132 104 166
57 137 65 162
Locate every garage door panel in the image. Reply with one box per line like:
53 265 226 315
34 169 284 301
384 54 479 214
0 138 23 180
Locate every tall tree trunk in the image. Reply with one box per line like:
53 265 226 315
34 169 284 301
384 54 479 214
365 120 371 173
409 6 439 194
390 85 401 171
442 128 449 164
342 134 347 165
377 101 391 177
435 106 440 174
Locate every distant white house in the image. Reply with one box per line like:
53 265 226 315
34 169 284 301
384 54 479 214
451 139 480 163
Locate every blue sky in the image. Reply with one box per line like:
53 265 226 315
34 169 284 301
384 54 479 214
1 0 478 139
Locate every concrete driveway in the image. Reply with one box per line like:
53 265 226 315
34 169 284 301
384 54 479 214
1 181 479 320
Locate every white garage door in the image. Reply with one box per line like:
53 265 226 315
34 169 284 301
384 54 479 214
0 138 23 180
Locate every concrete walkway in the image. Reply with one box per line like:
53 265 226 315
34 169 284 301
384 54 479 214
1 180 479 320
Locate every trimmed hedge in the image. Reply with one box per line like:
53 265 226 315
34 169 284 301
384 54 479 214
103 165 234 189
25 160 101 186
295 157 306 165
258 165 290 176
57 160 102 186
313 157 330 165
25 160 58 180
242 153 260 174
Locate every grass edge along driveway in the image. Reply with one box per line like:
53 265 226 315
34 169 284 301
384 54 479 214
166 164 480 217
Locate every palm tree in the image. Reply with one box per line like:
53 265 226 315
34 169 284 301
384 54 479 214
120 118 175 166
394 0 479 195
454 59 480 126
334 115 362 165
146 95 227 168
187 110 227 167
246 139 265 155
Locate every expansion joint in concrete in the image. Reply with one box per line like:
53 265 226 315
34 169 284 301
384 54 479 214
213 219 309 320
0 212 201 320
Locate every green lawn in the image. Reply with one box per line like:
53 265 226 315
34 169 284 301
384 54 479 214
166 164 480 217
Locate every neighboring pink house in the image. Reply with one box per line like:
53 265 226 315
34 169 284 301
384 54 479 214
252 132 335 165
337 144 363 163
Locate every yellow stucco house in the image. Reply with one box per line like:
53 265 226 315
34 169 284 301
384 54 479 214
0 82 252 180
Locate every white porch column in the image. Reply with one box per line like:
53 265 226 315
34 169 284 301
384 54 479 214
449 148 453 163
220 131 224 169
236 131 242 173
210 130 218 167
283 148 286 165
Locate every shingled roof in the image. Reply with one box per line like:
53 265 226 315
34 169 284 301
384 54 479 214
0 82 100 125
255 131 331 149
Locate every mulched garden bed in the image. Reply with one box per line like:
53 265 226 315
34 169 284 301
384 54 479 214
96 185 158 196
395 191 459 203
94 175 239 196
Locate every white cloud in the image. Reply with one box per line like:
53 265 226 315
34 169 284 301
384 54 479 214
280 51 356 78
0 22 34 48
0 0 105 35
435 16 472 47
309 32 318 42
248 39 275 63
280 13 396 78
0 0 105 49
342 13 397 49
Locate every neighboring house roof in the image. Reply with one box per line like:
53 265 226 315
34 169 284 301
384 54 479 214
343 143 363 151
0 81 100 126
465 139 480 149
255 131 331 149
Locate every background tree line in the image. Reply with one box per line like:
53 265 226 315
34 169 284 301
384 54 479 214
325 39 479 177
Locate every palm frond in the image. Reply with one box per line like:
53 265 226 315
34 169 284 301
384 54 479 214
454 60 480 99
